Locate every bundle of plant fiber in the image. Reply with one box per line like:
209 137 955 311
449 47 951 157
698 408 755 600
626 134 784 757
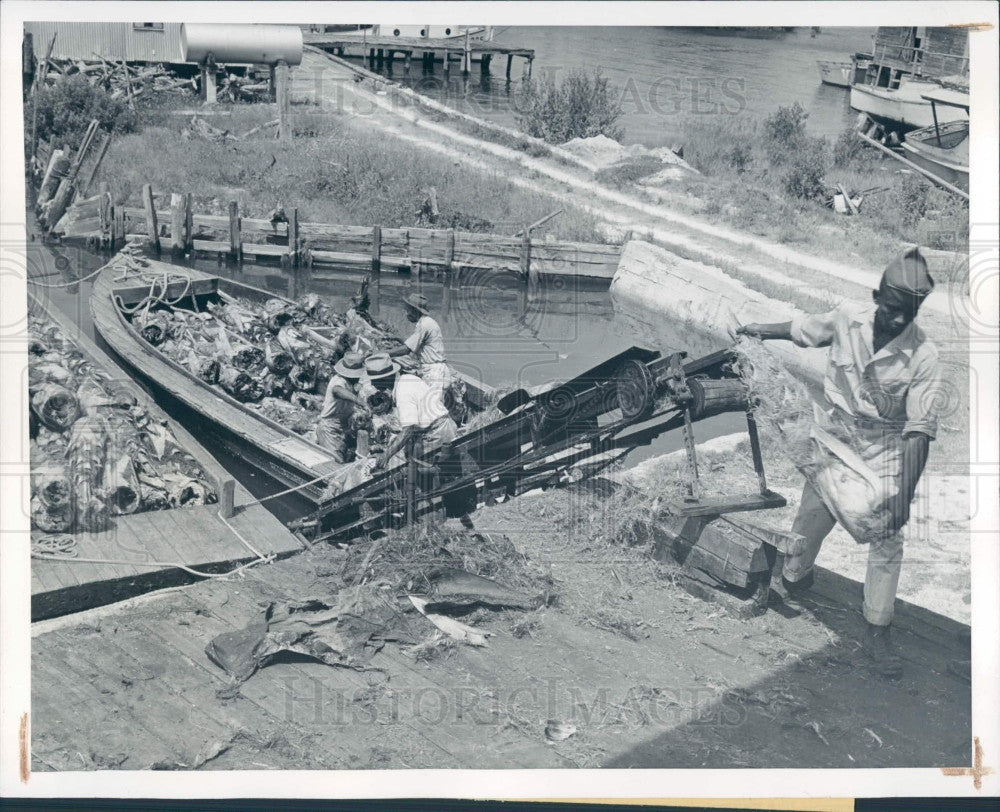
731 336 818 474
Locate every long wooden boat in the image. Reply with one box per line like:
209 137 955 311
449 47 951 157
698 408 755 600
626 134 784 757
29 290 303 620
90 252 493 510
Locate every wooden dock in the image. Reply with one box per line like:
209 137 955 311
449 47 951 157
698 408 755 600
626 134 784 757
29 296 305 621
303 31 535 78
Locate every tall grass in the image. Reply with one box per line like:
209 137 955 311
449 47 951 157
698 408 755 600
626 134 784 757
98 105 607 242
673 106 969 263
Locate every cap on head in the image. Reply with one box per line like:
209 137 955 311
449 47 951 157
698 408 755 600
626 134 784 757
364 352 399 380
402 292 430 316
881 246 934 299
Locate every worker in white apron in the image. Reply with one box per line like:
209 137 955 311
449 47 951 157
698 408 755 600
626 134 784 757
737 247 943 679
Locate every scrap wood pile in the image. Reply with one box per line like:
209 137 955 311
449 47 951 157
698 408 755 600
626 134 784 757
35 57 196 103
28 314 216 534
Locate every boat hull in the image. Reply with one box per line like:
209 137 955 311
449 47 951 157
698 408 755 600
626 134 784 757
900 120 969 192
850 79 967 132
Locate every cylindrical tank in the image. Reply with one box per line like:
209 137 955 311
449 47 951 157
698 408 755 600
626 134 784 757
181 23 303 66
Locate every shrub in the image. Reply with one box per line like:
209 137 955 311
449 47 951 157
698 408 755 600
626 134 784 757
781 136 830 200
832 125 870 168
32 74 137 152
895 173 930 227
762 102 808 164
515 70 624 144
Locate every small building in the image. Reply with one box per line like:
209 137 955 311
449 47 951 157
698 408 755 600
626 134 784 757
23 21 184 64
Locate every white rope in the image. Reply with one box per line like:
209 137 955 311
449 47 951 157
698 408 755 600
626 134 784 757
27 264 106 289
31 550 274 579
238 470 338 507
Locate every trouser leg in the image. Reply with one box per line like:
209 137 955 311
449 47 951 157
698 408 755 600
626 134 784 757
863 530 904 626
783 480 838 582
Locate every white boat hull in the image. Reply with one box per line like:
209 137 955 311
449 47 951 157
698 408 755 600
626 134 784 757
817 60 854 88
850 79 967 131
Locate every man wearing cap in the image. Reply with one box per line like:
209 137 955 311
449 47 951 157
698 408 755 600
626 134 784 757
366 352 459 469
737 247 942 678
315 351 368 463
388 293 453 392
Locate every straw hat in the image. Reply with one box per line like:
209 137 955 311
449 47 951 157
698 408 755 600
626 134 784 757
402 292 430 315
333 351 365 379
364 353 399 380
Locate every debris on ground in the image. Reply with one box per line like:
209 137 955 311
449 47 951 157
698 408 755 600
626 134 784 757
561 134 699 184
544 720 578 743
204 587 413 689
409 595 490 646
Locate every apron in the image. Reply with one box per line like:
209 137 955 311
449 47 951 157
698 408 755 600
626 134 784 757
808 405 903 544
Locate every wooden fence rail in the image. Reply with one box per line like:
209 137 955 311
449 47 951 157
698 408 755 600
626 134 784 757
47 184 623 305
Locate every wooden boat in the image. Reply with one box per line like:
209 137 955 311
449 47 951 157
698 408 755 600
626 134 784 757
849 27 968 133
90 253 493 510
29 289 303 620
816 53 870 88
899 87 970 193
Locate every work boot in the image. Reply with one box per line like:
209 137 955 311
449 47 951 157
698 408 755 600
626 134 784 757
863 622 903 680
770 568 814 603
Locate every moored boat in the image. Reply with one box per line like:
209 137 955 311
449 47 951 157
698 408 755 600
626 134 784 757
90 252 493 510
899 87 970 193
817 53 870 88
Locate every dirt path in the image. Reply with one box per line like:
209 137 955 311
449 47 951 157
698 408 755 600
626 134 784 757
297 49 965 324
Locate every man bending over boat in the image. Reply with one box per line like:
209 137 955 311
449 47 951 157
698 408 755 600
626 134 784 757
736 247 942 679
315 351 368 463
387 292 468 422
368 353 475 527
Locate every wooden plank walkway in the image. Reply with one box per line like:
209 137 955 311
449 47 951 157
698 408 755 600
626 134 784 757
29 294 304 621
29 539 973 772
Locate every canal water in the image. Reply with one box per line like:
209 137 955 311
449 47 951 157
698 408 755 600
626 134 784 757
367 26 875 146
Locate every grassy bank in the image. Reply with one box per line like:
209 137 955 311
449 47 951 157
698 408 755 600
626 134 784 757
98 103 608 242
670 108 969 268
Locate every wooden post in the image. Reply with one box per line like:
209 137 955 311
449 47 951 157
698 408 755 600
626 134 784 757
228 200 241 262
404 51 411 72
218 479 236 519
519 229 531 314
443 228 455 318
521 229 537 306
80 132 111 197
481 54 491 75
287 207 299 266
275 60 291 143
29 33 57 163
184 193 194 251
463 30 471 74
371 224 382 317
37 148 67 207
142 184 160 253
505 54 513 80
169 193 185 256
268 64 277 101
46 179 75 230
99 182 111 246
113 204 125 249
201 64 217 104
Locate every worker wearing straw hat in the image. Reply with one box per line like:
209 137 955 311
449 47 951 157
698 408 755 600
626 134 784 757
315 351 367 463
366 352 459 470
388 292 453 392
737 246 943 679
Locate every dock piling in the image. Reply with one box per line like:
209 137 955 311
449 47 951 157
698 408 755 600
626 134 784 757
228 200 241 262
142 184 161 254
371 224 382 316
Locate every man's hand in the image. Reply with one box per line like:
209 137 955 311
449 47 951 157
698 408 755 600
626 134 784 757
871 493 910 539
735 323 762 337
372 452 388 471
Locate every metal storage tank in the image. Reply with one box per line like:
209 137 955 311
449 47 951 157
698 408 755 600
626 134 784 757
181 23 303 65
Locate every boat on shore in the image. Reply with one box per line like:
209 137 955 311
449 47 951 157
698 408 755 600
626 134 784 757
90 253 494 511
849 26 968 134
899 86 970 193
816 53 870 89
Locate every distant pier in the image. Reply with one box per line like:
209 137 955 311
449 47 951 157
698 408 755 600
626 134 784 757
302 31 535 78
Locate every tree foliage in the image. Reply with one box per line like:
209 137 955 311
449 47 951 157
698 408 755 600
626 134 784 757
32 74 137 152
